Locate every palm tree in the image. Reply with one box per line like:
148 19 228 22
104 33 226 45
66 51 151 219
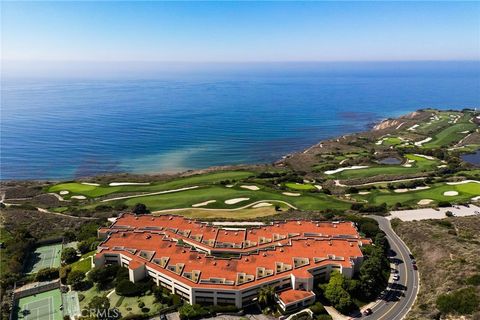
258 286 276 307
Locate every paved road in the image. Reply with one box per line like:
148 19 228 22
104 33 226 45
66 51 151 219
358 216 420 320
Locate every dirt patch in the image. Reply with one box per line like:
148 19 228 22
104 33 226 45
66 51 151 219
393 216 480 319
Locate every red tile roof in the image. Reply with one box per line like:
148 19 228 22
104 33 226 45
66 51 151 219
98 214 368 253
278 289 315 305
97 226 365 290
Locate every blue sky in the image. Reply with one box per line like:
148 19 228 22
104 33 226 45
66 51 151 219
2 1 479 63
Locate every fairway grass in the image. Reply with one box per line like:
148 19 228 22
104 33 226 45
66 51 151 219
48 170 255 198
117 185 350 212
152 206 280 219
330 154 438 180
353 182 480 206
15 289 63 320
423 118 476 148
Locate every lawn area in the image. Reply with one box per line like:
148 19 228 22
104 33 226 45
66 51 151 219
423 117 476 148
353 182 480 206
112 185 350 212
284 182 316 190
109 291 165 317
70 251 95 273
78 285 111 310
330 154 438 180
48 170 255 198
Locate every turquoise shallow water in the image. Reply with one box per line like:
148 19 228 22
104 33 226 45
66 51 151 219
2 62 479 180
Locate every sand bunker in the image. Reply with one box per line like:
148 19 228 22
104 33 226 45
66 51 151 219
394 186 430 193
443 191 459 196
282 192 301 196
225 184 234 188
109 182 150 186
414 138 432 146
472 196 480 201
418 199 434 205
225 198 250 205
408 124 419 131
71 195 87 200
81 182 100 186
192 200 216 207
314 185 323 190
59 190 69 195
358 191 370 195
241 185 260 191
324 166 369 175
252 202 272 208
446 180 480 185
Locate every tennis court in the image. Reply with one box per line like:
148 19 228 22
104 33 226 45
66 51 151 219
25 243 62 274
15 289 63 320
62 291 81 319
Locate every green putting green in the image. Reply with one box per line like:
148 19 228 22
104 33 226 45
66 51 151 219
284 182 316 190
382 137 403 146
15 289 63 320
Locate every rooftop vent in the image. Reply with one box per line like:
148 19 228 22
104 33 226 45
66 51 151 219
263 253 267 257
146 235 151 239
213 262 217 266
280 248 284 252
235 232 238 236
169 217 173 220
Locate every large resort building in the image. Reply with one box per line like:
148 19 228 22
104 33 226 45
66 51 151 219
94 214 370 312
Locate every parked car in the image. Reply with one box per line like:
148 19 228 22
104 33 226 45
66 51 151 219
413 264 418 270
393 274 400 281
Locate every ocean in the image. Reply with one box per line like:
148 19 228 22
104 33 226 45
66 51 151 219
2 62 479 180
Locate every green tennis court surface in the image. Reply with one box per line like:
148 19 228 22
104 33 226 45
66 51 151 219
25 243 62 274
15 289 63 320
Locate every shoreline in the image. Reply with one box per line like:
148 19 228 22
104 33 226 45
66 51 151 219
1 107 478 183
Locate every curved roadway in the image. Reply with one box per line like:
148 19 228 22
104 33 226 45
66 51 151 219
358 216 420 320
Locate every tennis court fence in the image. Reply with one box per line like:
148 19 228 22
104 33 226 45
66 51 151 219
13 279 61 300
